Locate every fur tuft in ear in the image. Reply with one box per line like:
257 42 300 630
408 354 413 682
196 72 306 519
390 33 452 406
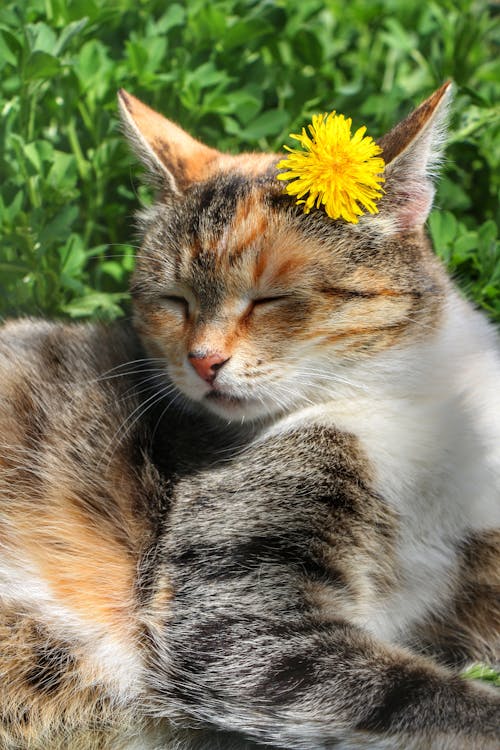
118 90 220 193
371 81 453 233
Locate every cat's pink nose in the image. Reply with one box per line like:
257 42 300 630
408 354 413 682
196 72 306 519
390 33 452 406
188 352 230 384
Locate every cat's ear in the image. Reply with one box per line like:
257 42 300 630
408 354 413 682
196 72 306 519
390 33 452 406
118 89 220 193
374 81 453 232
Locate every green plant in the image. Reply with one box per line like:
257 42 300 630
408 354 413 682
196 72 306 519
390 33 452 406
462 663 500 688
0 0 498 320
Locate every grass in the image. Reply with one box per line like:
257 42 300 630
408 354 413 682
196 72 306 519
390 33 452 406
0 0 499 321
462 663 500 687
0 0 498 687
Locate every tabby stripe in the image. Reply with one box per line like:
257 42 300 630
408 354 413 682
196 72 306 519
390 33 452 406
319 286 422 300
25 643 72 695
323 321 409 345
170 534 332 586
354 666 436 732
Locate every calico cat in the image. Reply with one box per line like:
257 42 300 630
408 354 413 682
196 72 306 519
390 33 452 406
0 82 499 749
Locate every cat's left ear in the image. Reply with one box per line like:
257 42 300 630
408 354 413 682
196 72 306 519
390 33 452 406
118 89 220 193
373 82 453 232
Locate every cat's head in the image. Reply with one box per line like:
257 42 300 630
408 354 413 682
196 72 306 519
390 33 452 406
119 84 452 422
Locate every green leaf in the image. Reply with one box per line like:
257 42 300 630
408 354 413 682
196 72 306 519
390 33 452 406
0 190 24 223
99 260 128 283
25 50 61 80
155 4 185 34
23 140 54 172
429 210 457 249
75 39 112 92
240 109 289 141
453 231 477 261
62 291 128 319
39 205 79 248
227 89 263 122
47 151 78 191
24 22 57 54
0 27 20 67
477 220 497 250
53 17 88 56
223 18 273 50
185 62 229 91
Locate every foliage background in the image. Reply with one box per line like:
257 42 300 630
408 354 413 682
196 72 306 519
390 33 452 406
0 0 499 321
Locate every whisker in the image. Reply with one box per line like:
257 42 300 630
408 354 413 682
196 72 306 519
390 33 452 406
150 389 187 443
91 357 167 383
95 367 167 385
100 385 178 469
116 374 168 403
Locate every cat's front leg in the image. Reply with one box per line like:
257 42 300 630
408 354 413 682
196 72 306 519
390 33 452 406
149 614 499 750
121 727 268 750
142 423 499 749
155 727 282 750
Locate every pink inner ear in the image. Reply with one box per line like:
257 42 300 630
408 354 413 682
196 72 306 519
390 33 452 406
394 182 435 231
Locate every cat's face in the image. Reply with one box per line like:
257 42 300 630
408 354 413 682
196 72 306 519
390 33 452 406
120 86 451 422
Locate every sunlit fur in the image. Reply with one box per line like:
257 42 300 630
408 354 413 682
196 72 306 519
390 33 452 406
0 85 499 749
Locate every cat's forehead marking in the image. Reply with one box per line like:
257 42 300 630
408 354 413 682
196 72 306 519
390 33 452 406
162 168 382 303
184 176 273 261
225 191 270 258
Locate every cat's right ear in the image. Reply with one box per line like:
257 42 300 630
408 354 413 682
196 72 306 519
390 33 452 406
118 90 220 193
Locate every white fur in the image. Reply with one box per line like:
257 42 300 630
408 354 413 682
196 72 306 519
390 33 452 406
0 548 144 702
264 291 500 642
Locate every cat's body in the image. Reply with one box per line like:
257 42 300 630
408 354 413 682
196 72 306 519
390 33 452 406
0 83 499 749
0 318 259 749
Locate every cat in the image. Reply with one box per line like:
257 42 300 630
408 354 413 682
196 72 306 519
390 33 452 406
0 81 499 749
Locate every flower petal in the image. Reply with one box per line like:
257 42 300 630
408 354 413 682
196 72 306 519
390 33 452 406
277 111 385 223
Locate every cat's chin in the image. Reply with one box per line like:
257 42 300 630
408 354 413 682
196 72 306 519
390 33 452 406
201 390 278 422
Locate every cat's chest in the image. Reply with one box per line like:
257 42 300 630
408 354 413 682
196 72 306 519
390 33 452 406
269 396 499 642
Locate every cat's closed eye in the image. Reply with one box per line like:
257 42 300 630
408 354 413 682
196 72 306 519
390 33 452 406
158 295 189 316
252 296 289 307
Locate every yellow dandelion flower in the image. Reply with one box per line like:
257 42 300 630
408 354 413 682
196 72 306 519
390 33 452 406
276 112 385 224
